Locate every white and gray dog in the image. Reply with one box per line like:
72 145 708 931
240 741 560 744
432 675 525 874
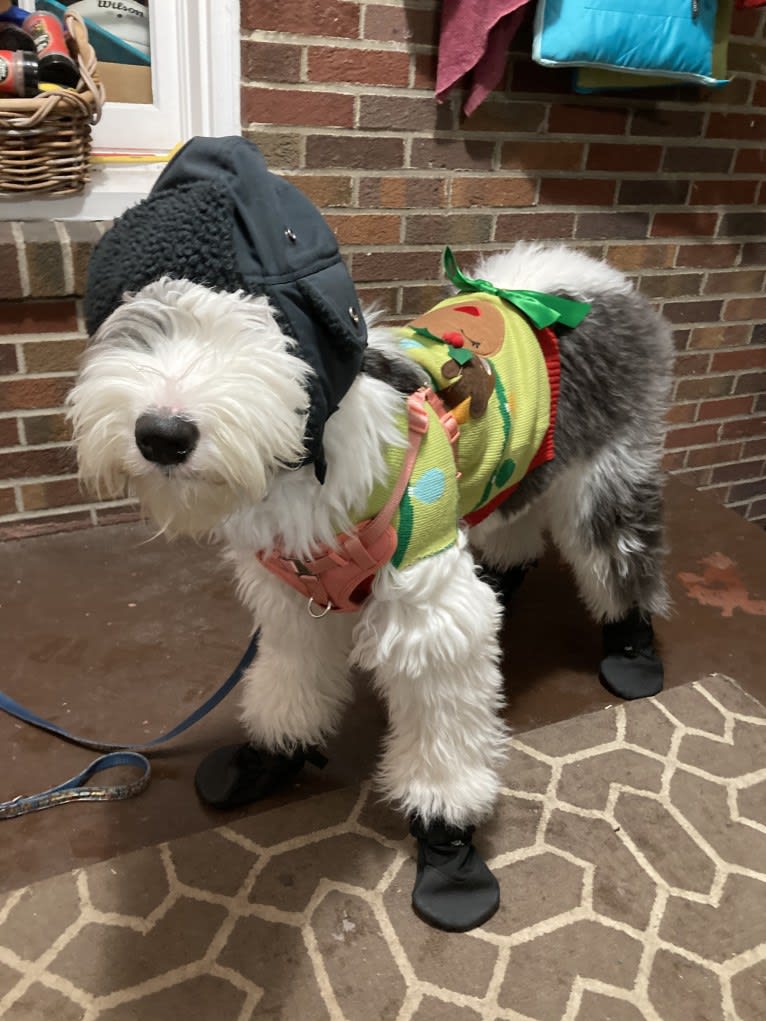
69 138 674 931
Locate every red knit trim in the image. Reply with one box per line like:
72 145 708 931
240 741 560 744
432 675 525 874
463 325 561 528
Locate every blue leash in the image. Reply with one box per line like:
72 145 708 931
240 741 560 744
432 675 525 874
0 630 260 819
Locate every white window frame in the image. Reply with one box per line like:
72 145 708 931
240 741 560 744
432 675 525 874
0 0 240 221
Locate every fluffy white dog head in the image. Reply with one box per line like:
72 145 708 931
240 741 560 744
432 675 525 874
68 278 312 537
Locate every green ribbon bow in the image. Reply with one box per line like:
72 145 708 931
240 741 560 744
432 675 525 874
443 247 591 330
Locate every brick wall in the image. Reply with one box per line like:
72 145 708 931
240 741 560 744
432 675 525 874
0 223 139 539
0 0 764 539
241 0 766 526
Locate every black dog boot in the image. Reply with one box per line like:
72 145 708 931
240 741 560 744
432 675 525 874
194 742 327 810
410 816 500 932
600 607 664 701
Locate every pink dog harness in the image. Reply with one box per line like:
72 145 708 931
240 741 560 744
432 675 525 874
257 389 459 615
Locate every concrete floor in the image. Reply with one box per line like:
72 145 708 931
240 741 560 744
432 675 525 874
2 479 765 892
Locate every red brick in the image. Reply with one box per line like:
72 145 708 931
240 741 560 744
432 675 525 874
720 213 766 238
724 296 766 321
631 110 704 138
686 442 742 467
741 242 766 266
618 180 689 205
450 177 536 208
747 497 766 521
606 244 675 270
720 416 766 440
241 41 301 83
662 147 734 173
495 213 575 243
754 80 766 107
325 214 400 246
0 229 22 301
674 467 712 488
359 177 447 209
689 180 759 206
306 135 404 170
689 325 752 350
575 212 649 240
675 352 712 376
241 0 359 37
666 403 698 425
638 275 702 300
676 243 740 268
413 52 437 90
358 94 450 132
703 270 765 296
0 344 17 375
405 214 493 246
401 285 450 316
411 138 494 171
20 477 85 512
587 143 661 173
728 479 766 504
23 340 86 374
744 438 766 459
539 179 616 206
707 112 766 141
663 451 687 471
665 423 720 448
0 446 77 480
651 213 718 238
0 418 18 447
462 101 546 134
356 285 398 312
735 372 766 396
0 377 73 413
284 175 353 208
711 349 765 372
698 396 755 420
734 148 766 174
711 460 765 485
309 47 410 87
674 376 733 400
363 4 438 46
242 87 353 129
501 141 585 172
0 300 78 337
351 250 442 284
0 487 15 515
548 105 628 136
662 300 724 325
22 413 71 446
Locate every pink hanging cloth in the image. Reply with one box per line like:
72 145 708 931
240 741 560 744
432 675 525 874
436 0 533 116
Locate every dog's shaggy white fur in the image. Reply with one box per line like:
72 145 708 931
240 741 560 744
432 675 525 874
68 244 673 829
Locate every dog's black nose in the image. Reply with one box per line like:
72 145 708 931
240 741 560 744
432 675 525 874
134 413 199 466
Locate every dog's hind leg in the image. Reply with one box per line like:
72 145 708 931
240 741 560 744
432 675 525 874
545 441 668 700
352 533 508 931
195 560 355 809
469 506 546 605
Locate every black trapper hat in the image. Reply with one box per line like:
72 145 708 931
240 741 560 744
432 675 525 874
84 136 368 482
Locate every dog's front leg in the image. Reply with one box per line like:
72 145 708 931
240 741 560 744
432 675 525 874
352 534 508 931
195 559 355 810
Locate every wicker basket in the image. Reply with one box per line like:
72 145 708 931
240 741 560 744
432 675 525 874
0 11 105 197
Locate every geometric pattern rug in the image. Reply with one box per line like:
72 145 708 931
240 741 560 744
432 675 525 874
1 675 764 1021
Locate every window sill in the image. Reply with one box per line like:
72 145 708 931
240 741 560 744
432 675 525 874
0 162 167 223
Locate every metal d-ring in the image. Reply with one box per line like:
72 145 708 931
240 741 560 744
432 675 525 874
307 597 333 618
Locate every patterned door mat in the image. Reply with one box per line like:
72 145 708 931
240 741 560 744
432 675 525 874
1 675 765 1021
